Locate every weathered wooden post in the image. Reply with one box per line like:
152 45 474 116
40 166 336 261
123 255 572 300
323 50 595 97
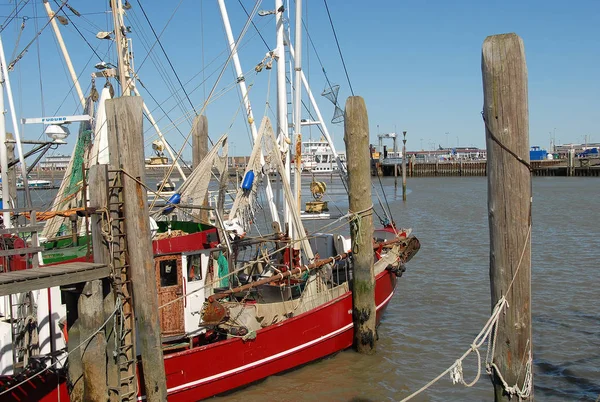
191 114 210 221
344 96 377 354
482 33 533 401
402 131 407 201
79 164 109 401
192 114 209 168
106 97 167 401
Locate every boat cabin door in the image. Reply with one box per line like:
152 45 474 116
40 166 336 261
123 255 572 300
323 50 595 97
155 255 185 337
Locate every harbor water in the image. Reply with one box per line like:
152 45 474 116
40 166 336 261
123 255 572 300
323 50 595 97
24 175 599 401
215 176 600 402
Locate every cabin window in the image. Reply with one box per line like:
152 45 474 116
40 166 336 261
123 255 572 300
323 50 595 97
159 258 178 287
187 254 203 282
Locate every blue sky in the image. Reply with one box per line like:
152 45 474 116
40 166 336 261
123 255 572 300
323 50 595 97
0 0 597 159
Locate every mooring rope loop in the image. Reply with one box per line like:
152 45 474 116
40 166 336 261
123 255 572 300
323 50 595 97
400 222 533 401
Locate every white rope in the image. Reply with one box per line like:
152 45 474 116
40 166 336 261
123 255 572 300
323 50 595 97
0 298 122 397
400 225 534 401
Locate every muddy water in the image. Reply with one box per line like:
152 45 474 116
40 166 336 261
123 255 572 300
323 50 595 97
215 176 600 402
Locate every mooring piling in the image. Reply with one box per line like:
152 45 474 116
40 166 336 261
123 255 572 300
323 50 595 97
106 96 167 401
482 33 533 401
344 96 377 354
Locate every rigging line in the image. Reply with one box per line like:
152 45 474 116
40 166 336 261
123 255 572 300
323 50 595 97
237 0 270 50
51 0 103 61
10 17 26 61
135 0 197 115
149 0 263 203
51 43 107 117
0 0 30 33
322 0 354 96
128 10 190 120
7 0 68 70
201 0 205 103
32 0 46 141
370 151 395 225
138 14 271 135
119 0 186 97
130 6 191 119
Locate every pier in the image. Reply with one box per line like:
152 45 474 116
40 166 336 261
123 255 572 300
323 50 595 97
372 158 600 177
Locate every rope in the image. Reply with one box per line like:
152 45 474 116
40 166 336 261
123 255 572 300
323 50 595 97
400 224 534 401
0 299 121 397
481 111 532 172
348 204 373 254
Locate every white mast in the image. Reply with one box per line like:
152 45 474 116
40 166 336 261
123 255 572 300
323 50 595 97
275 0 292 235
217 0 279 226
284 32 347 177
42 0 85 108
110 0 133 96
0 57 9 227
293 0 303 227
0 36 32 208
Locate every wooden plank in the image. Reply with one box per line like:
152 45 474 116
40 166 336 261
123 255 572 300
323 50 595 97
0 224 45 235
0 263 108 296
344 96 376 354
482 33 533 401
0 247 44 257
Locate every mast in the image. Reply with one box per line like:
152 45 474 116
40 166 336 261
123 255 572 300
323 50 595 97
217 0 279 226
0 58 9 227
285 33 347 177
275 0 292 235
42 0 85 108
293 0 303 225
110 0 132 96
0 36 32 208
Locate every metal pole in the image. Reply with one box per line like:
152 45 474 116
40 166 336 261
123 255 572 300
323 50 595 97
110 0 131 96
285 34 346 177
0 62 10 227
293 0 303 228
0 35 32 208
275 0 292 235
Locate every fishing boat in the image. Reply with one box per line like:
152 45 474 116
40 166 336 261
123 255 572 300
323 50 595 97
16 177 52 189
301 137 347 174
0 1 420 401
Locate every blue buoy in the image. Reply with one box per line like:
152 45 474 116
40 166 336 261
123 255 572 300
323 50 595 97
163 192 181 214
241 171 255 191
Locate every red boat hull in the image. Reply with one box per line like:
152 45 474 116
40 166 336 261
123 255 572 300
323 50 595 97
1 270 396 402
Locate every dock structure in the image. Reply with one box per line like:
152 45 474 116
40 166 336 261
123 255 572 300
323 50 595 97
0 262 109 296
372 159 600 177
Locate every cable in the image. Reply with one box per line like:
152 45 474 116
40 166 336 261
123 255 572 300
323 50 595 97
0 0 30 33
322 0 354 96
51 0 104 61
135 0 197 115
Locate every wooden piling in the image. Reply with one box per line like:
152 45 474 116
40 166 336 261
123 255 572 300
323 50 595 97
402 131 407 201
482 33 533 401
192 114 209 168
191 114 210 221
84 164 112 401
344 96 377 354
66 290 84 400
106 97 167 401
